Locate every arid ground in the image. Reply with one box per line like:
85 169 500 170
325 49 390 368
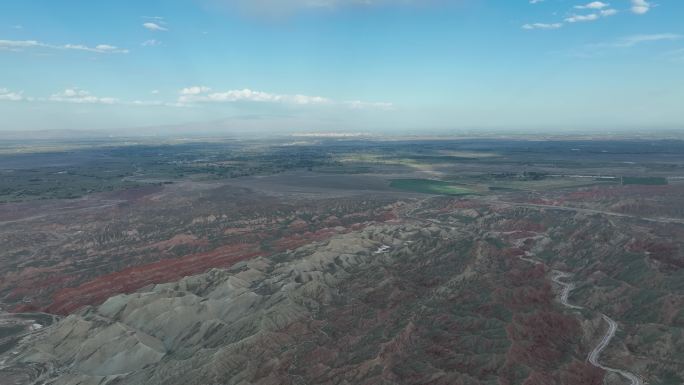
1 137 683 385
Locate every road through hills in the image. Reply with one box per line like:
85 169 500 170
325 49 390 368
524 258 643 385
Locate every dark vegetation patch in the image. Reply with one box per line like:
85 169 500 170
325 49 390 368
622 176 668 185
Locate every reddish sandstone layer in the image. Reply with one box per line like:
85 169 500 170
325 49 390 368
5 189 400 315
40 243 262 315
21 224 376 316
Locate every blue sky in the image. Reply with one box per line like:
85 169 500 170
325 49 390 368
1 0 683 134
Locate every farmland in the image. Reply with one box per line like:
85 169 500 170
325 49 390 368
389 178 478 195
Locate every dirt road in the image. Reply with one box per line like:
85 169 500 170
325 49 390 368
522 260 643 385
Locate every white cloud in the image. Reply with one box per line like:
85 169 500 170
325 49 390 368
141 39 161 47
345 100 394 110
574 1 609 10
5 85 391 111
48 89 184 107
613 33 682 47
568 33 682 57
286 94 331 105
130 100 165 106
0 39 39 50
565 13 599 22
0 88 25 101
529 0 545 4
49 88 118 104
64 44 128 53
524 1 616 30
0 39 128 54
143 22 168 31
522 22 563 30
179 87 332 105
177 86 391 109
529 1 621 29
600 8 618 16
180 86 212 96
631 0 651 14
0 87 185 108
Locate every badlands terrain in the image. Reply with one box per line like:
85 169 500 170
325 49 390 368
1 137 684 384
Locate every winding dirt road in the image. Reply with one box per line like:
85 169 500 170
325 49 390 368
510 253 644 385
550 270 643 385
550 271 582 310
588 314 643 385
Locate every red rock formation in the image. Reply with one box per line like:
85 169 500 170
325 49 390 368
43 243 263 315
34 218 388 315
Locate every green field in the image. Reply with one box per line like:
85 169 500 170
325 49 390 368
482 178 617 191
622 176 668 185
389 179 477 196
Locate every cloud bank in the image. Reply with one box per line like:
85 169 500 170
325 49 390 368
0 39 128 54
179 87 332 105
178 86 392 109
631 0 651 14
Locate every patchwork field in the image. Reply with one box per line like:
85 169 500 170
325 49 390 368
389 178 478 195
